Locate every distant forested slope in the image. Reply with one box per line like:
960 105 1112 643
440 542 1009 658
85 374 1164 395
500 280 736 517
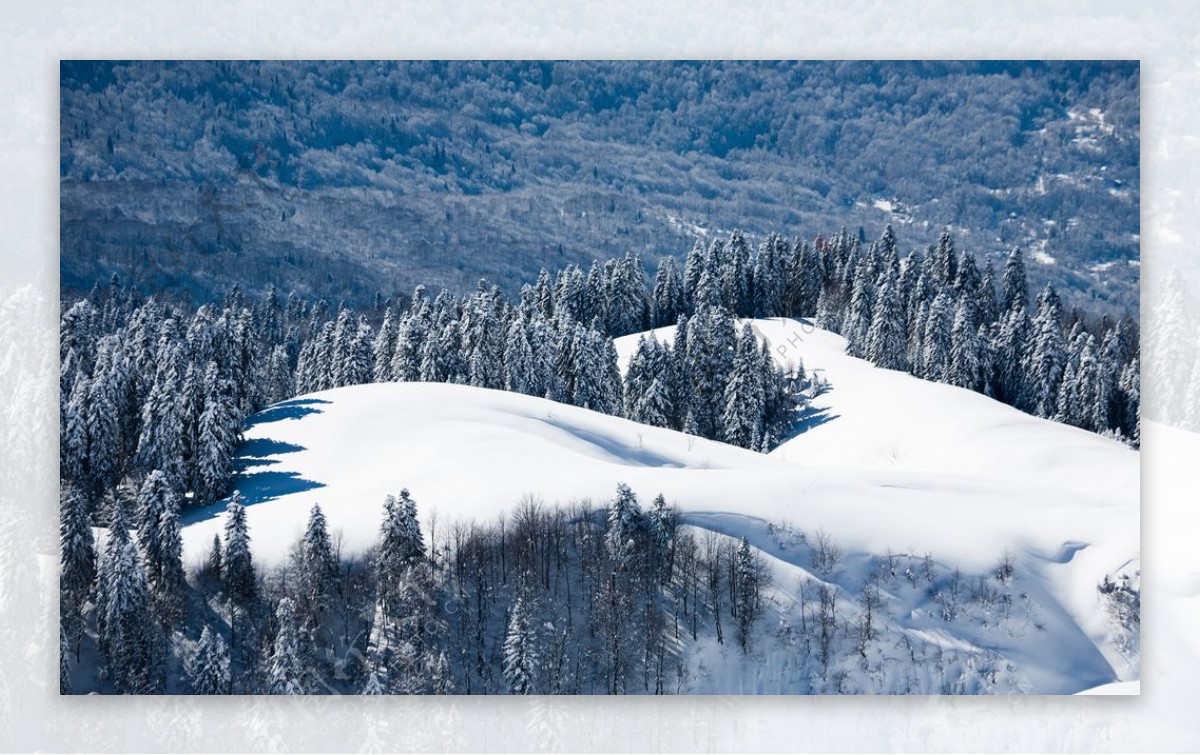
60 61 1139 314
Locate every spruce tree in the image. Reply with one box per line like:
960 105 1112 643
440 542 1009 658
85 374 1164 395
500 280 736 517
921 293 953 382
268 598 308 695
652 256 685 328
187 625 231 694
1001 247 1029 313
293 503 338 627
722 324 765 449
96 497 161 693
197 362 239 504
865 281 906 371
136 470 186 626
222 493 257 608
733 537 760 652
502 592 538 695
1029 287 1067 418
949 299 983 391
60 483 96 658
503 315 536 396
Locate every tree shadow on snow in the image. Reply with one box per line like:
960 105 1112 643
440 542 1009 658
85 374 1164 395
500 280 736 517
182 471 326 524
780 404 839 442
243 397 330 429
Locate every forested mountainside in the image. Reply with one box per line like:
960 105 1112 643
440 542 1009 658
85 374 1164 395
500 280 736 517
60 61 1139 313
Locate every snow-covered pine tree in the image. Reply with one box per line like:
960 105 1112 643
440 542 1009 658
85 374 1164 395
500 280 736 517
187 624 231 694
933 230 958 285
60 483 96 658
293 503 338 627
267 598 309 695
61 377 92 491
605 483 643 570
390 309 428 382
682 240 707 314
502 592 538 695
503 314 536 396
264 344 293 406
685 306 735 440
948 298 983 391
670 315 691 428
85 355 122 495
1119 358 1141 446
372 308 396 384
758 339 795 451
865 281 907 371
978 261 1001 326
136 470 186 626
134 345 186 483
1028 286 1067 418
843 257 876 357
96 496 162 693
222 493 257 608
921 292 954 382
1001 247 1029 313
722 323 765 450
376 490 426 605
724 231 753 316
343 315 375 387
652 256 685 328
733 537 761 652
197 362 239 505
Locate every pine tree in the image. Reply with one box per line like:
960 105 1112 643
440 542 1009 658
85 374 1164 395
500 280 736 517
197 362 239 504
1029 288 1067 418
682 240 707 313
293 503 338 627
61 377 92 489
921 293 953 382
605 484 642 570
685 306 736 439
222 493 257 608
722 324 765 449
268 598 308 694
264 344 294 405
1119 358 1140 446
844 259 877 357
733 537 760 652
377 490 425 606
60 483 96 658
205 533 223 581
865 281 907 371
85 362 121 494
1001 247 1029 313
96 497 161 693
136 470 186 626
949 299 983 391
372 308 396 383
187 625 231 694
502 592 538 695
652 256 685 328
503 315 536 396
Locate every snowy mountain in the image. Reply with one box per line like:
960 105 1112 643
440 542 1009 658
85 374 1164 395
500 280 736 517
179 318 1139 694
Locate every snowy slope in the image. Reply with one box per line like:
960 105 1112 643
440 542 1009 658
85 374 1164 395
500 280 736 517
180 318 1139 693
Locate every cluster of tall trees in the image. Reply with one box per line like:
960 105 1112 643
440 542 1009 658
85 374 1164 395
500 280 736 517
65 477 1051 695
811 227 1139 443
648 226 1137 443
62 479 774 695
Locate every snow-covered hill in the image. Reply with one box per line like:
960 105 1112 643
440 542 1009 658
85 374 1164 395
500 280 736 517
181 318 1139 694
